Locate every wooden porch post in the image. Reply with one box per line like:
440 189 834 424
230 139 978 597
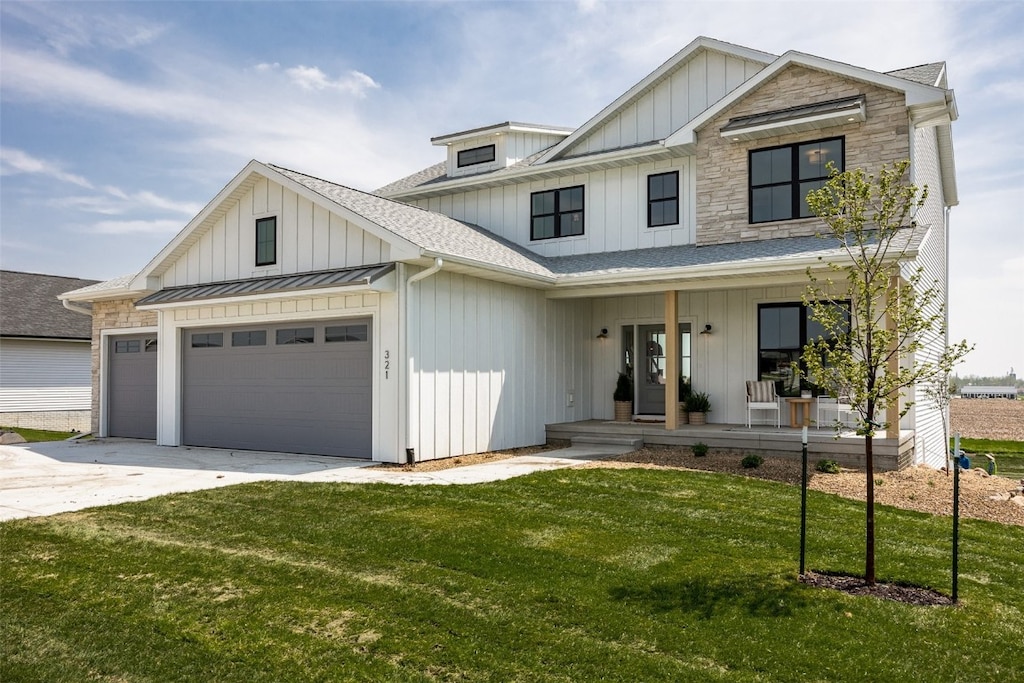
886 275 900 439
665 290 679 430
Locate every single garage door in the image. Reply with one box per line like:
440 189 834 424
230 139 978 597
107 334 158 439
182 319 371 458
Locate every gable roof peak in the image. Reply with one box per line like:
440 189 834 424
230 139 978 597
533 36 777 165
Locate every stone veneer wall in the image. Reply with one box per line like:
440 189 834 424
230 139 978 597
695 65 911 245
0 410 91 433
89 299 158 433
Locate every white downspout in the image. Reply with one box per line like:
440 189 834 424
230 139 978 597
62 299 92 316
404 258 443 463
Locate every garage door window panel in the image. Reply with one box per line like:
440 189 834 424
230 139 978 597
232 330 267 347
276 328 315 345
326 325 368 342
191 333 223 348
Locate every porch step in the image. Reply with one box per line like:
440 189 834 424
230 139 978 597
571 435 644 449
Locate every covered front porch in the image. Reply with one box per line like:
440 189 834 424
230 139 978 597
546 419 915 471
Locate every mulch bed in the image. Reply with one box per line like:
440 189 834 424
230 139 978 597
799 571 954 606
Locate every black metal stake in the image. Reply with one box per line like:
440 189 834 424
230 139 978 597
800 426 808 576
952 433 960 603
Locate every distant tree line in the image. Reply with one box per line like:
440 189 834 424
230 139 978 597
950 373 1023 392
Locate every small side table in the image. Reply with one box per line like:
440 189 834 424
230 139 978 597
786 397 813 428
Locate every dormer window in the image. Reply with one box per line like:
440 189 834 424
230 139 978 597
255 216 277 266
457 144 496 167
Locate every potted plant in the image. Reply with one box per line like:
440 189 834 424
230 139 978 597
678 375 692 424
613 372 633 422
686 391 711 425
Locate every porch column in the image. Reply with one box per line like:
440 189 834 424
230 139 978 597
665 290 679 430
885 275 900 439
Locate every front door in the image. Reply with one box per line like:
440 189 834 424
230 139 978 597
627 323 692 416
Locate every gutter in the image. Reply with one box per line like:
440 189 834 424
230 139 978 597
61 299 92 316
404 258 444 463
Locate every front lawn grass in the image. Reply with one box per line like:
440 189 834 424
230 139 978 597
0 426 80 442
956 437 1024 478
3 468 1022 682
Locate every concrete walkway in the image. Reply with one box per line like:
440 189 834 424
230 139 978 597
0 439 634 521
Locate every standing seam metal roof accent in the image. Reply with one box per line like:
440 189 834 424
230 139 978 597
135 264 395 305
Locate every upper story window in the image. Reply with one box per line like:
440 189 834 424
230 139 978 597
648 171 679 227
255 216 277 266
457 144 496 168
749 137 844 224
531 185 584 241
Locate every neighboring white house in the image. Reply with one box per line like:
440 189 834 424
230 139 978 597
1 270 99 431
960 385 1019 399
60 37 959 467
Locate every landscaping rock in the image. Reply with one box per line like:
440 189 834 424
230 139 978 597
0 431 27 445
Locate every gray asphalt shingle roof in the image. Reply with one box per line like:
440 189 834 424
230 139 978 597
886 62 946 87
269 164 553 278
1 270 98 339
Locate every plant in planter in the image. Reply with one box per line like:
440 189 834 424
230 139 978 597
678 375 692 424
613 372 634 422
686 391 711 425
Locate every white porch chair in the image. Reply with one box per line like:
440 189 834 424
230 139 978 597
746 380 781 428
816 396 855 430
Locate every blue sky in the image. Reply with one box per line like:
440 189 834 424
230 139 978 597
1 0 1021 377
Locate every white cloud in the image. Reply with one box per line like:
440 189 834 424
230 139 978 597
0 147 94 188
284 65 381 97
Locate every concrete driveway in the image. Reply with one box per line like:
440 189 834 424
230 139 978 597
0 438 630 521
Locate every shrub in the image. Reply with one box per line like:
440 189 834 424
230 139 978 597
741 454 764 469
692 442 709 457
613 373 633 402
686 391 711 413
816 459 840 474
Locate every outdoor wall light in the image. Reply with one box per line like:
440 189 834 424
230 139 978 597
596 328 609 339
699 324 713 335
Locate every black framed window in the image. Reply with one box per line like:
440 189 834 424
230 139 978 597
190 332 223 348
457 144 496 168
648 171 679 227
531 185 584 240
231 330 267 347
758 302 849 396
325 324 368 343
750 137 844 223
256 216 277 266
276 328 314 345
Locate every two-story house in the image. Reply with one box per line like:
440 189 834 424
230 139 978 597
60 37 957 468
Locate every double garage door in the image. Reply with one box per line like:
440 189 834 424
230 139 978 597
182 319 372 458
106 320 372 458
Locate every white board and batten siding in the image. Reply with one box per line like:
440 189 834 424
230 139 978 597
408 270 591 461
447 132 567 179
0 339 91 411
162 177 391 288
414 157 696 258
566 51 766 158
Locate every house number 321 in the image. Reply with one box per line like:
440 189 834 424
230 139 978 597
384 350 390 379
